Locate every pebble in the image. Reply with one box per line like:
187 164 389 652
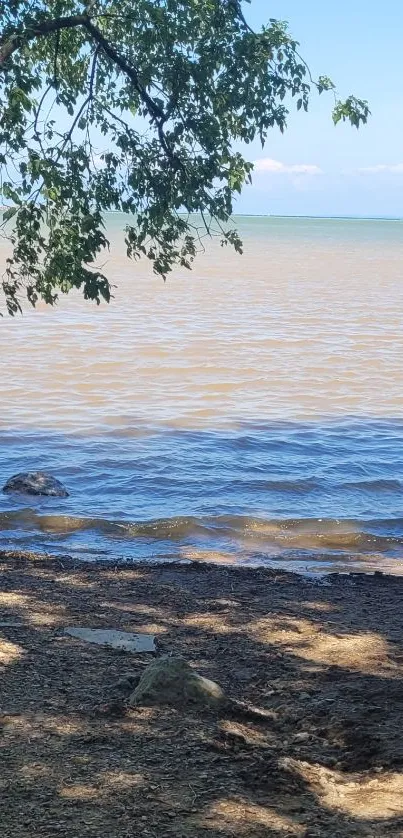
293 731 310 742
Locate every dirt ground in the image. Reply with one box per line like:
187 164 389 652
1 552 403 837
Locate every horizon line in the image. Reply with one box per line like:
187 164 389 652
231 213 403 221
3 206 402 222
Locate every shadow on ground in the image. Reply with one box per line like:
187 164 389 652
1 553 403 837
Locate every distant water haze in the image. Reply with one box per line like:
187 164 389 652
0 215 403 573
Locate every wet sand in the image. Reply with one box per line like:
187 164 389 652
1 551 403 837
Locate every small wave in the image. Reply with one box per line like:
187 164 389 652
0 510 402 555
342 479 403 491
226 478 318 493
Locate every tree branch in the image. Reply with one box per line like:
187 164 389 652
1 11 185 170
0 15 87 68
54 47 99 162
82 19 165 123
82 20 185 169
226 0 255 34
1 12 165 122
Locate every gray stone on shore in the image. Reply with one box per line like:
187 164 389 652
0 621 26 628
64 627 156 653
3 472 69 497
129 657 227 709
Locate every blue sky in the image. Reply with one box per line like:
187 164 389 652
236 0 403 217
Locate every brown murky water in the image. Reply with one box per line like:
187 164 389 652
0 216 403 572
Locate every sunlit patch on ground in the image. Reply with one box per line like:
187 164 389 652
202 798 304 834
0 590 68 625
60 771 145 800
248 615 394 673
0 638 24 664
1 555 403 837
284 758 403 819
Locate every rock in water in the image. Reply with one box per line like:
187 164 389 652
3 472 69 497
129 657 227 710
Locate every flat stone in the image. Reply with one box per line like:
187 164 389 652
64 627 155 653
3 471 68 497
0 621 26 628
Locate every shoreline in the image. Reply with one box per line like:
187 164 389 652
1 549 403 836
0 546 399 579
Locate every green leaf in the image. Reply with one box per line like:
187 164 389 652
2 207 18 223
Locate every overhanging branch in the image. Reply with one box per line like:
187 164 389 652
0 12 181 167
0 15 87 68
82 19 165 123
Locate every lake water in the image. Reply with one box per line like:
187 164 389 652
1 215 403 573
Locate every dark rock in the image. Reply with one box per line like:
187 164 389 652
3 471 69 497
129 657 227 709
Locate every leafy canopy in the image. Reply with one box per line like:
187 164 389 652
0 0 369 313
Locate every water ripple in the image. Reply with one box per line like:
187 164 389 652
1 217 403 571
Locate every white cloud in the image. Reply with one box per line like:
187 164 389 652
358 163 403 174
253 157 323 175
